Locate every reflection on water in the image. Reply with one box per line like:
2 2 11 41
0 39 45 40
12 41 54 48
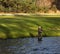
0 37 60 54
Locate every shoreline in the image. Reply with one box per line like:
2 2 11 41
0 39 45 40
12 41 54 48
0 13 60 16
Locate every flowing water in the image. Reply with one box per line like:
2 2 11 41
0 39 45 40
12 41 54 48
0 37 60 54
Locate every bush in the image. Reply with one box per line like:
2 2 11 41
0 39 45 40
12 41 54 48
51 5 57 13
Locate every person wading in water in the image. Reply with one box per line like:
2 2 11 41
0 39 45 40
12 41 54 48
38 26 43 41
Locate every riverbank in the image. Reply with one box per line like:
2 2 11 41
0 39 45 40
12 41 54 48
0 14 60 39
0 13 60 16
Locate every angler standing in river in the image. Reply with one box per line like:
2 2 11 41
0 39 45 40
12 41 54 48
38 26 43 41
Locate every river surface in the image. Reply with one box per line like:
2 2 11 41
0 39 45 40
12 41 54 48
0 37 60 54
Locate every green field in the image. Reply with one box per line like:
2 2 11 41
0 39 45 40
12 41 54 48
0 15 60 39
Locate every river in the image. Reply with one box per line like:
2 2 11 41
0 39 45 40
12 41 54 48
0 37 60 54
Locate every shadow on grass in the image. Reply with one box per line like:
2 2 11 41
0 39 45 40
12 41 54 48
45 17 60 26
0 24 12 38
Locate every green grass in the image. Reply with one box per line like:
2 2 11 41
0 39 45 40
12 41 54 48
0 15 60 39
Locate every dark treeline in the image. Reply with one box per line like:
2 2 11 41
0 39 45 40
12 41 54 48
0 0 60 13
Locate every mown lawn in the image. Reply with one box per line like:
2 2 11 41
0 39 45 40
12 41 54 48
0 15 60 39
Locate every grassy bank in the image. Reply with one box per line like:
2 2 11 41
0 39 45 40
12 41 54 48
0 15 60 39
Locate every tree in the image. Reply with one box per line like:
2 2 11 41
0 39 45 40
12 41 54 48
55 0 60 10
0 0 59 13
35 0 55 12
